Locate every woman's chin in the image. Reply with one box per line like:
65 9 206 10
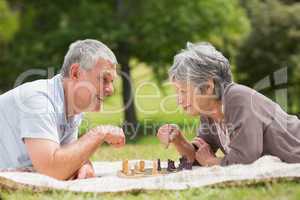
184 108 199 116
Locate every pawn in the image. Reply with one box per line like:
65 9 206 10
139 160 145 172
157 159 161 171
122 160 129 175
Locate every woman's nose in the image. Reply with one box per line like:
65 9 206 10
177 95 183 105
104 84 114 96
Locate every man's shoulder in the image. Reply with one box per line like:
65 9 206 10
13 75 63 114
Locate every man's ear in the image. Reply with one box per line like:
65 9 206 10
69 63 80 80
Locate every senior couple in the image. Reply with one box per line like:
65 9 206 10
1 39 300 180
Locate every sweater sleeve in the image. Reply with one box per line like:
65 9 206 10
220 89 264 166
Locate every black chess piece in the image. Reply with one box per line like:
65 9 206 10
177 156 187 171
167 159 176 172
184 162 193 170
157 159 161 171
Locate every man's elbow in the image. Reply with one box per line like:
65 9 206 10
34 165 74 180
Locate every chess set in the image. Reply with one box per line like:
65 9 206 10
118 156 195 178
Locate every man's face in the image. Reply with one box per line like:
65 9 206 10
72 59 116 112
172 80 215 116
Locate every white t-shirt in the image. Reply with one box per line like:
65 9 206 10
0 74 83 169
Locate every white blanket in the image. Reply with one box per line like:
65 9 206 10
1 156 300 193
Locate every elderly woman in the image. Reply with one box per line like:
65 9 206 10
157 42 300 166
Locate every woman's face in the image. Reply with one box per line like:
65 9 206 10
172 79 216 116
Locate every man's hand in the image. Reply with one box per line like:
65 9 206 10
193 137 220 166
157 124 182 147
91 125 126 148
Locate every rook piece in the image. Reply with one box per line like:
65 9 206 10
185 162 193 170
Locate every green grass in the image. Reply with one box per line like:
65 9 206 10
2 182 300 200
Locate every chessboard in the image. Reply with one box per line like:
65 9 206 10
117 167 177 178
118 157 194 179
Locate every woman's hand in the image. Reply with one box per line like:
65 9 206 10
157 124 182 147
193 137 220 166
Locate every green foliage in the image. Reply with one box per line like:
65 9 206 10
0 0 19 43
236 0 300 113
0 0 249 89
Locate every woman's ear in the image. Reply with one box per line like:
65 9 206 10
206 79 215 95
69 63 80 80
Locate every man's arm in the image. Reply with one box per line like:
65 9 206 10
25 126 124 180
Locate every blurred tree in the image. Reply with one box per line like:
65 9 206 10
236 0 300 114
0 0 249 132
0 0 18 43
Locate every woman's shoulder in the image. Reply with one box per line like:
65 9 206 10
223 83 276 109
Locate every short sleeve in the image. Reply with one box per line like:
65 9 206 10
60 114 83 145
19 93 59 143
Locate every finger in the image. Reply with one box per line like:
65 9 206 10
194 137 206 145
87 169 96 178
192 140 202 148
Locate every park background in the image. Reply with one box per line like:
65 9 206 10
1 0 300 199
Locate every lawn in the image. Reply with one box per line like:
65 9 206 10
1 62 300 199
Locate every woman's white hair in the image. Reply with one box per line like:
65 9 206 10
60 39 117 77
169 42 233 100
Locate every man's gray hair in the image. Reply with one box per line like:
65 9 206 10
61 39 118 77
169 42 233 100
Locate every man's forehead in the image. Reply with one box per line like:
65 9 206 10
96 59 117 76
101 68 117 77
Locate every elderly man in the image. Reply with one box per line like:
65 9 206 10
157 42 300 166
0 39 125 180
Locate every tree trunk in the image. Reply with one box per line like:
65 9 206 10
118 43 138 136
116 0 138 137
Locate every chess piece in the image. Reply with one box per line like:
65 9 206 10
167 159 176 172
139 160 145 172
178 156 187 171
185 162 193 170
122 160 129 175
157 159 161 171
152 160 158 175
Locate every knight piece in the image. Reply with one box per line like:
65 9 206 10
178 156 187 171
167 159 176 172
